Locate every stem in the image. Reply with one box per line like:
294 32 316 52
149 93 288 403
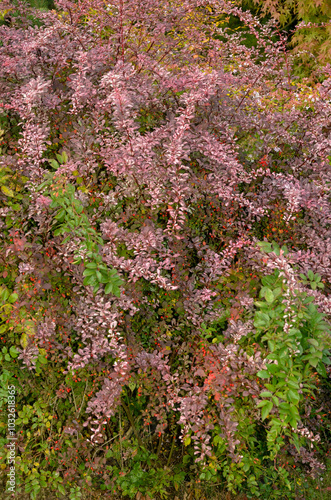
71 386 78 413
119 407 124 470
166 435 176 467
156 433 163 458
92 433 120 461
77 380 88 417
121 399 143 447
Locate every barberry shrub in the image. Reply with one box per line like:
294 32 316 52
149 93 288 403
0 0 330 498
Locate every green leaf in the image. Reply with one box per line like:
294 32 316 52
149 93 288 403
66 184 75 195
257 370 269 379
104 282 113 294
257 241 272 253
9 346 18 358
303 296 314 304
292 433 301 452
261 274 277 287
260 391 273 397
290 419 298 429
8 293 18 303
83 275 97 286
271 395 279 406
99 271 111 283
290 406 299 418
268 340 276 352
0 288 10 301
308 357 319 368
257 400 268 408
273 287 282 298
281 245 288 255
85 262 97 269
55 208 66 221
287 380 299 390
38 355 48 365
75 203 83 214
278 346 288 359
261 401 273 420
287 390 300 404
272 242 280 256
82 269 96 277
322 354 331 365
50 159 59 170
316 362 327 377
307 338 319 347
308 270 314 280
56 153 64 164
58 483 66 495
254 312 270 328
265 289 274 303
53 227 65 236
267 363 281 375
113 286 121 298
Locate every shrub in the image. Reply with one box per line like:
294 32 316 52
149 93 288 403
0 0 330 498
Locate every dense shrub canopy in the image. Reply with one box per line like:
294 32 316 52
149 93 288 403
0 0 330 498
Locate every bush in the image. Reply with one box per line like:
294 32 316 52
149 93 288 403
0 0 330 498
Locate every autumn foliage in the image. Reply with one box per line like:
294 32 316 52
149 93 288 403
0 0 331 498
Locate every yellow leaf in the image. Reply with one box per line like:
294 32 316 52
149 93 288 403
25 320 36 336
20 333 28 349
1 186 14 197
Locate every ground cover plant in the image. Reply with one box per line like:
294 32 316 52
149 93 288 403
0 0 331 498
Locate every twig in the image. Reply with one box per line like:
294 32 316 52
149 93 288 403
77 380 88 417
166 435 176 467
121 399 143 447
119 407 124 470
